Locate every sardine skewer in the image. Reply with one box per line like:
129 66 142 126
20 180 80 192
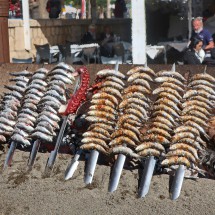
138 156 157 198
44 74 81 175
138 63 177 198
84 61 119 185
169 165 185 200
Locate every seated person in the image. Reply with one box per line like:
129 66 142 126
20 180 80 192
184 36 205 65
81 24 97 44
191 17 214 51
99 26 115 57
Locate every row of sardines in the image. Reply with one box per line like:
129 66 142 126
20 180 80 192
81 66 215 173
0 62 76 148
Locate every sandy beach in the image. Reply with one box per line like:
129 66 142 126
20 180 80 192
0 64 214 215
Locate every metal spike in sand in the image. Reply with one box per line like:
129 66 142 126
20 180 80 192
170 165 185 200
108 153 126 192
3 141 18 171
138 156 157 198
84 149 100 184
27 139 41 170
84 61 119 184
65 149 83 180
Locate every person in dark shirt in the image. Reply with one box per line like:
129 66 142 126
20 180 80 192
191 17 214 51
46 0 61 19
81 24 97 44
184 36 204 65
114 0 127 18
99 25 115 57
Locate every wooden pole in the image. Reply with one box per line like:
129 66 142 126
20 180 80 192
132 0 146 64
0 0 10 63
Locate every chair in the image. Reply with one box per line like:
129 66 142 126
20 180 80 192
58 44 86 65
12 57 33 64
112 43 125 63
35 44 57 64
82 47 98 64
101 56 122 64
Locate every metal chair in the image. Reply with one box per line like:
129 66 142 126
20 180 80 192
82 47 98 64
58 44 86 65
35 44 57 64
12 57 33 63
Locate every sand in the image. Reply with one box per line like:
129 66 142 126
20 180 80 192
0 63 214 215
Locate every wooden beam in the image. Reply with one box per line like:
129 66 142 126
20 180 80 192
0 0 9 63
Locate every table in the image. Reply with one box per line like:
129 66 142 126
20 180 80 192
50 43 100 64
158 41 188 53
146 45 167 64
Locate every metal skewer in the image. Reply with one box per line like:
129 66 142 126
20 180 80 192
108 153 126 192
170 165 185 200
138 156 156 198
27 139 41 170
171 63 176 72
84 149 100 184
44 115 69 175
84 61 119 184
3 141 18 171
65 149 82 180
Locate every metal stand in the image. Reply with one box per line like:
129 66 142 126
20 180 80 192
65 149 82 180
84 150 100 184
170 165 185 200
138 156 156 198
108 153 126 192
